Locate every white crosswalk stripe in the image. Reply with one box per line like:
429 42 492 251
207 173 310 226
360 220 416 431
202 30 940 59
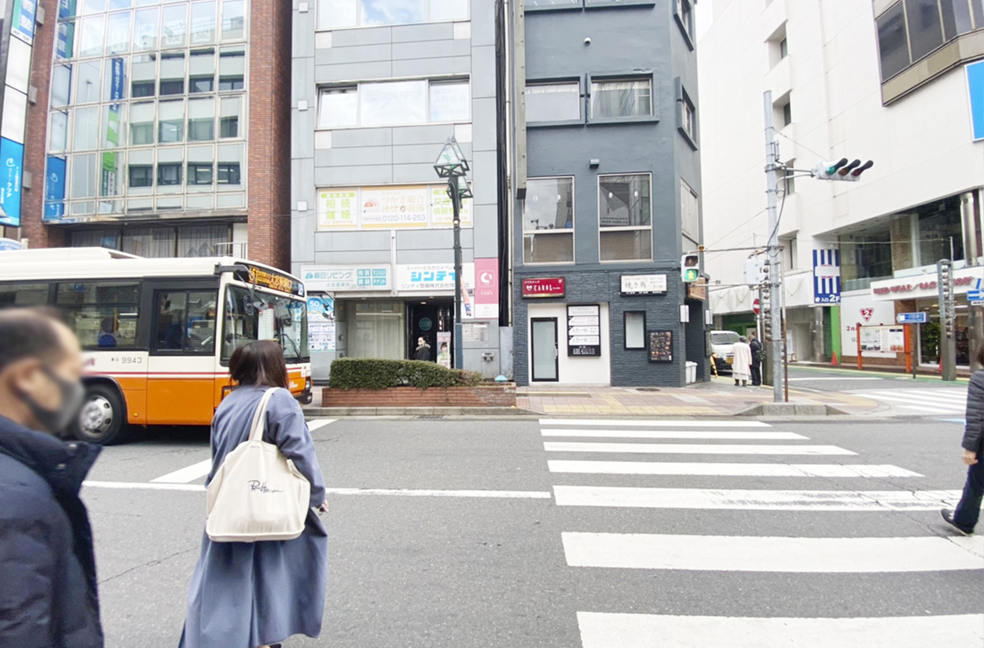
536 417 979 648
857 389 967 415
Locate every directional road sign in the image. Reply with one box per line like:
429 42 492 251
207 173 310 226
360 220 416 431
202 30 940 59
968 289 984 302
896 312 928 325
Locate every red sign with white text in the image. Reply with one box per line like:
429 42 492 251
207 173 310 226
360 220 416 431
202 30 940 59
522 277 565 298
474 258 499 319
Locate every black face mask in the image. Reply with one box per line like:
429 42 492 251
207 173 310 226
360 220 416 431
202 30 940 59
21 366 86 435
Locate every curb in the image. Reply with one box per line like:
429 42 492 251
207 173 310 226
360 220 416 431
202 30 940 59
304 406 537 417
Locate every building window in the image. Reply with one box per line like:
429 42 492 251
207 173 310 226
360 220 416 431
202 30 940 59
188 162 213 185
906 0 945 61
129 164 153 187
525 0 580 8
188 98 215 141
217 163 241 185
624 311 646 350
525 82 580 123
523 177 575 264
774 93 792 127
674 0 695 46
590 77 652 119
680 180 699 243
783 160 796 195
677 81 697 147
158 163 182 186
780 37 788 58
599 174 652 262
317 0 468 30
317 79 470 129
220 96 241 137
783 101 792 126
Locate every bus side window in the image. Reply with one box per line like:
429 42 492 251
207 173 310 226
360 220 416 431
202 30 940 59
0 283 49 308
154 290 217 353
155 292 188 350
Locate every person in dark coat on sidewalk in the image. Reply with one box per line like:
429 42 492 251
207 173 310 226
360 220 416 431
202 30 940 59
942 345 984 536
749 331 763 387
179 341 328 648
414 336 432 361
0 308 102 648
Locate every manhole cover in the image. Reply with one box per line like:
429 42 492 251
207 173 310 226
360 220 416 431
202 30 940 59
636 387 661 392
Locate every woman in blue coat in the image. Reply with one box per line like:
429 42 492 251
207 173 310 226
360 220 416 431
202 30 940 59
180 341 328 648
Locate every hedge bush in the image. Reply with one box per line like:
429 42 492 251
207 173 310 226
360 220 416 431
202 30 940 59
329 357 482 390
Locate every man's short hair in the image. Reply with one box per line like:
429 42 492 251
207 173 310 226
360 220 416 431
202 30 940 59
0 308 68 371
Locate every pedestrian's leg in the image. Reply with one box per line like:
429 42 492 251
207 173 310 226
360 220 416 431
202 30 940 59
734 379 739 386
953 459 984 531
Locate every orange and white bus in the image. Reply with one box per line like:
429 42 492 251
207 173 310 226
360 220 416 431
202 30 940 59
0 247 312 444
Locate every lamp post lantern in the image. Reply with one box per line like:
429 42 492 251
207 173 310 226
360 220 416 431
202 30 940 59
434 137 471 370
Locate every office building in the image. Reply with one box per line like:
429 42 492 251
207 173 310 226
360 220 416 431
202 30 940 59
700 0 984 368
509 0 707 387
9 0 292 267
291 0 507 379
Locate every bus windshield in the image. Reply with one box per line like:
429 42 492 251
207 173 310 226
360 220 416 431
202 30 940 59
222 285 309 363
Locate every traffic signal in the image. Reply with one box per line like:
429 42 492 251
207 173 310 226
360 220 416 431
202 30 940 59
681 253 700 283
813 158 874 182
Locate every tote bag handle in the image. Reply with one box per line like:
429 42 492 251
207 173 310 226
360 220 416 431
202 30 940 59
247 388 280 443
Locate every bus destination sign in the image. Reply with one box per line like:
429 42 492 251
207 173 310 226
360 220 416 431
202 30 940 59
247 265 304 296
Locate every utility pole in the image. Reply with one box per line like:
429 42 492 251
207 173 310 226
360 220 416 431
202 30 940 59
763 91 783 403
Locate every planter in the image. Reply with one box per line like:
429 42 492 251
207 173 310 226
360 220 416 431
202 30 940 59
322 384 517 408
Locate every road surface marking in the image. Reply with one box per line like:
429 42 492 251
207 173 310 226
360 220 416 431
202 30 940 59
787 377 877 381
562 532 983 572
866 392 965 407
553 485 960 510
540 429 808 440
83 481 552 499
544 442 855 455
576 613 984 648
149 459 212 484
539 418 770 428
307 418 336 432
547 461 922 478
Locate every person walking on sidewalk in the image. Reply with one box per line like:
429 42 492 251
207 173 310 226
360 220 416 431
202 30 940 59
0 308 103 648
941 344 984 536
414 336 432 361
179 341 328 648
732 336 753 387
749 331 763 387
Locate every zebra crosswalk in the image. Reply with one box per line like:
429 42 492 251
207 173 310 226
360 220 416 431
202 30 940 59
538 418 984 648
854 388 968 416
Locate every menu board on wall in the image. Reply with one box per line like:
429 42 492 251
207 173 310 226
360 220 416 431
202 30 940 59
648 330 673 363
567 304 601 357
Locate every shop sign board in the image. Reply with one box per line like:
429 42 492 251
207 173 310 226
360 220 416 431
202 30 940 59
317 184 472 230
840 292 897 359
474 258 499 320
896 312 927 325
648 330 673 363
522 277 565 298
0 237 23 250
621 274 667 295
567 304 601 357
395 264 476 318
301 264 391 292
687 277 707 301
968 60 984 141
870 267 981 301
813 249 841 304
307 295 335 352
859 325 905 354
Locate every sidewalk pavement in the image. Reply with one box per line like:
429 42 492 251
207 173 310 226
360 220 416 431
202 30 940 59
516 378 880 417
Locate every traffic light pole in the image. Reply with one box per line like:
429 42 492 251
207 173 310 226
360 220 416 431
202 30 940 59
763 91 783 403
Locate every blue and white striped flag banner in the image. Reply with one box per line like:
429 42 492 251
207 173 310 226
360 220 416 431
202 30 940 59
813 249 841 304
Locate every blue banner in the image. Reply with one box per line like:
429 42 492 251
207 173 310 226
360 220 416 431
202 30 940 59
968 61 984 141
813 249 841 304
44 156 67 221
0 139 24 227
11 0 37 42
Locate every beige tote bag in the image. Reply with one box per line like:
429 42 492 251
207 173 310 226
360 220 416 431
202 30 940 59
206 388 311 543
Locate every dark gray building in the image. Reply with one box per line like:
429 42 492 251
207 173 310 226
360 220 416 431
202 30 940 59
510 0 706 387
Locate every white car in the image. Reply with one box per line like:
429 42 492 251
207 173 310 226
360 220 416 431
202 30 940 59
710 330 741 374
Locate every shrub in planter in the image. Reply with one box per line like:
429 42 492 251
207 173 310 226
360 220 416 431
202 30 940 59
329 357 482 390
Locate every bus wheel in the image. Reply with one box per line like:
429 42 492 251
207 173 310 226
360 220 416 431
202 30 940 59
76 385 128 445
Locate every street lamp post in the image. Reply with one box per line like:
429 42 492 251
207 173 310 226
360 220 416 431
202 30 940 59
434 137 471 370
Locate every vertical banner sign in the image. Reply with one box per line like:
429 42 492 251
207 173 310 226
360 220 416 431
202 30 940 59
45 156 68 219
473 257 499 320
0 139 25 226
306 295 336 352
101 58 124 209
11 0 38 42
967 61 984 141
813 249 841 304
567 304 601 357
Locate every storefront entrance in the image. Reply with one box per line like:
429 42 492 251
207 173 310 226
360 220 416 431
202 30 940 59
531 318 559 381
406 300 453 363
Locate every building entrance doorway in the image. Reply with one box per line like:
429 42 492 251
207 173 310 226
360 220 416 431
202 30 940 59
531 317 559 381
407 300 453 364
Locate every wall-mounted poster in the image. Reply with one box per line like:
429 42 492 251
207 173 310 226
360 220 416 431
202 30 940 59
648 330 673 363
567 304 601 357
307 295 335 352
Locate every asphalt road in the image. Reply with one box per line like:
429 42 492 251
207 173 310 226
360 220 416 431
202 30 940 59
82 416 983 647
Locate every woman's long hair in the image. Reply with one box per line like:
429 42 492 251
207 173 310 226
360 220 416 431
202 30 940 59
229 340 289 388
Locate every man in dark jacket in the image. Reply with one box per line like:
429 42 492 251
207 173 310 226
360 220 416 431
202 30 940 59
0 308 103 647
942 348 984 536
749 331 763 387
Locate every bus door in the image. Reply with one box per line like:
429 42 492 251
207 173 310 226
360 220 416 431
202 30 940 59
146 285 220 426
